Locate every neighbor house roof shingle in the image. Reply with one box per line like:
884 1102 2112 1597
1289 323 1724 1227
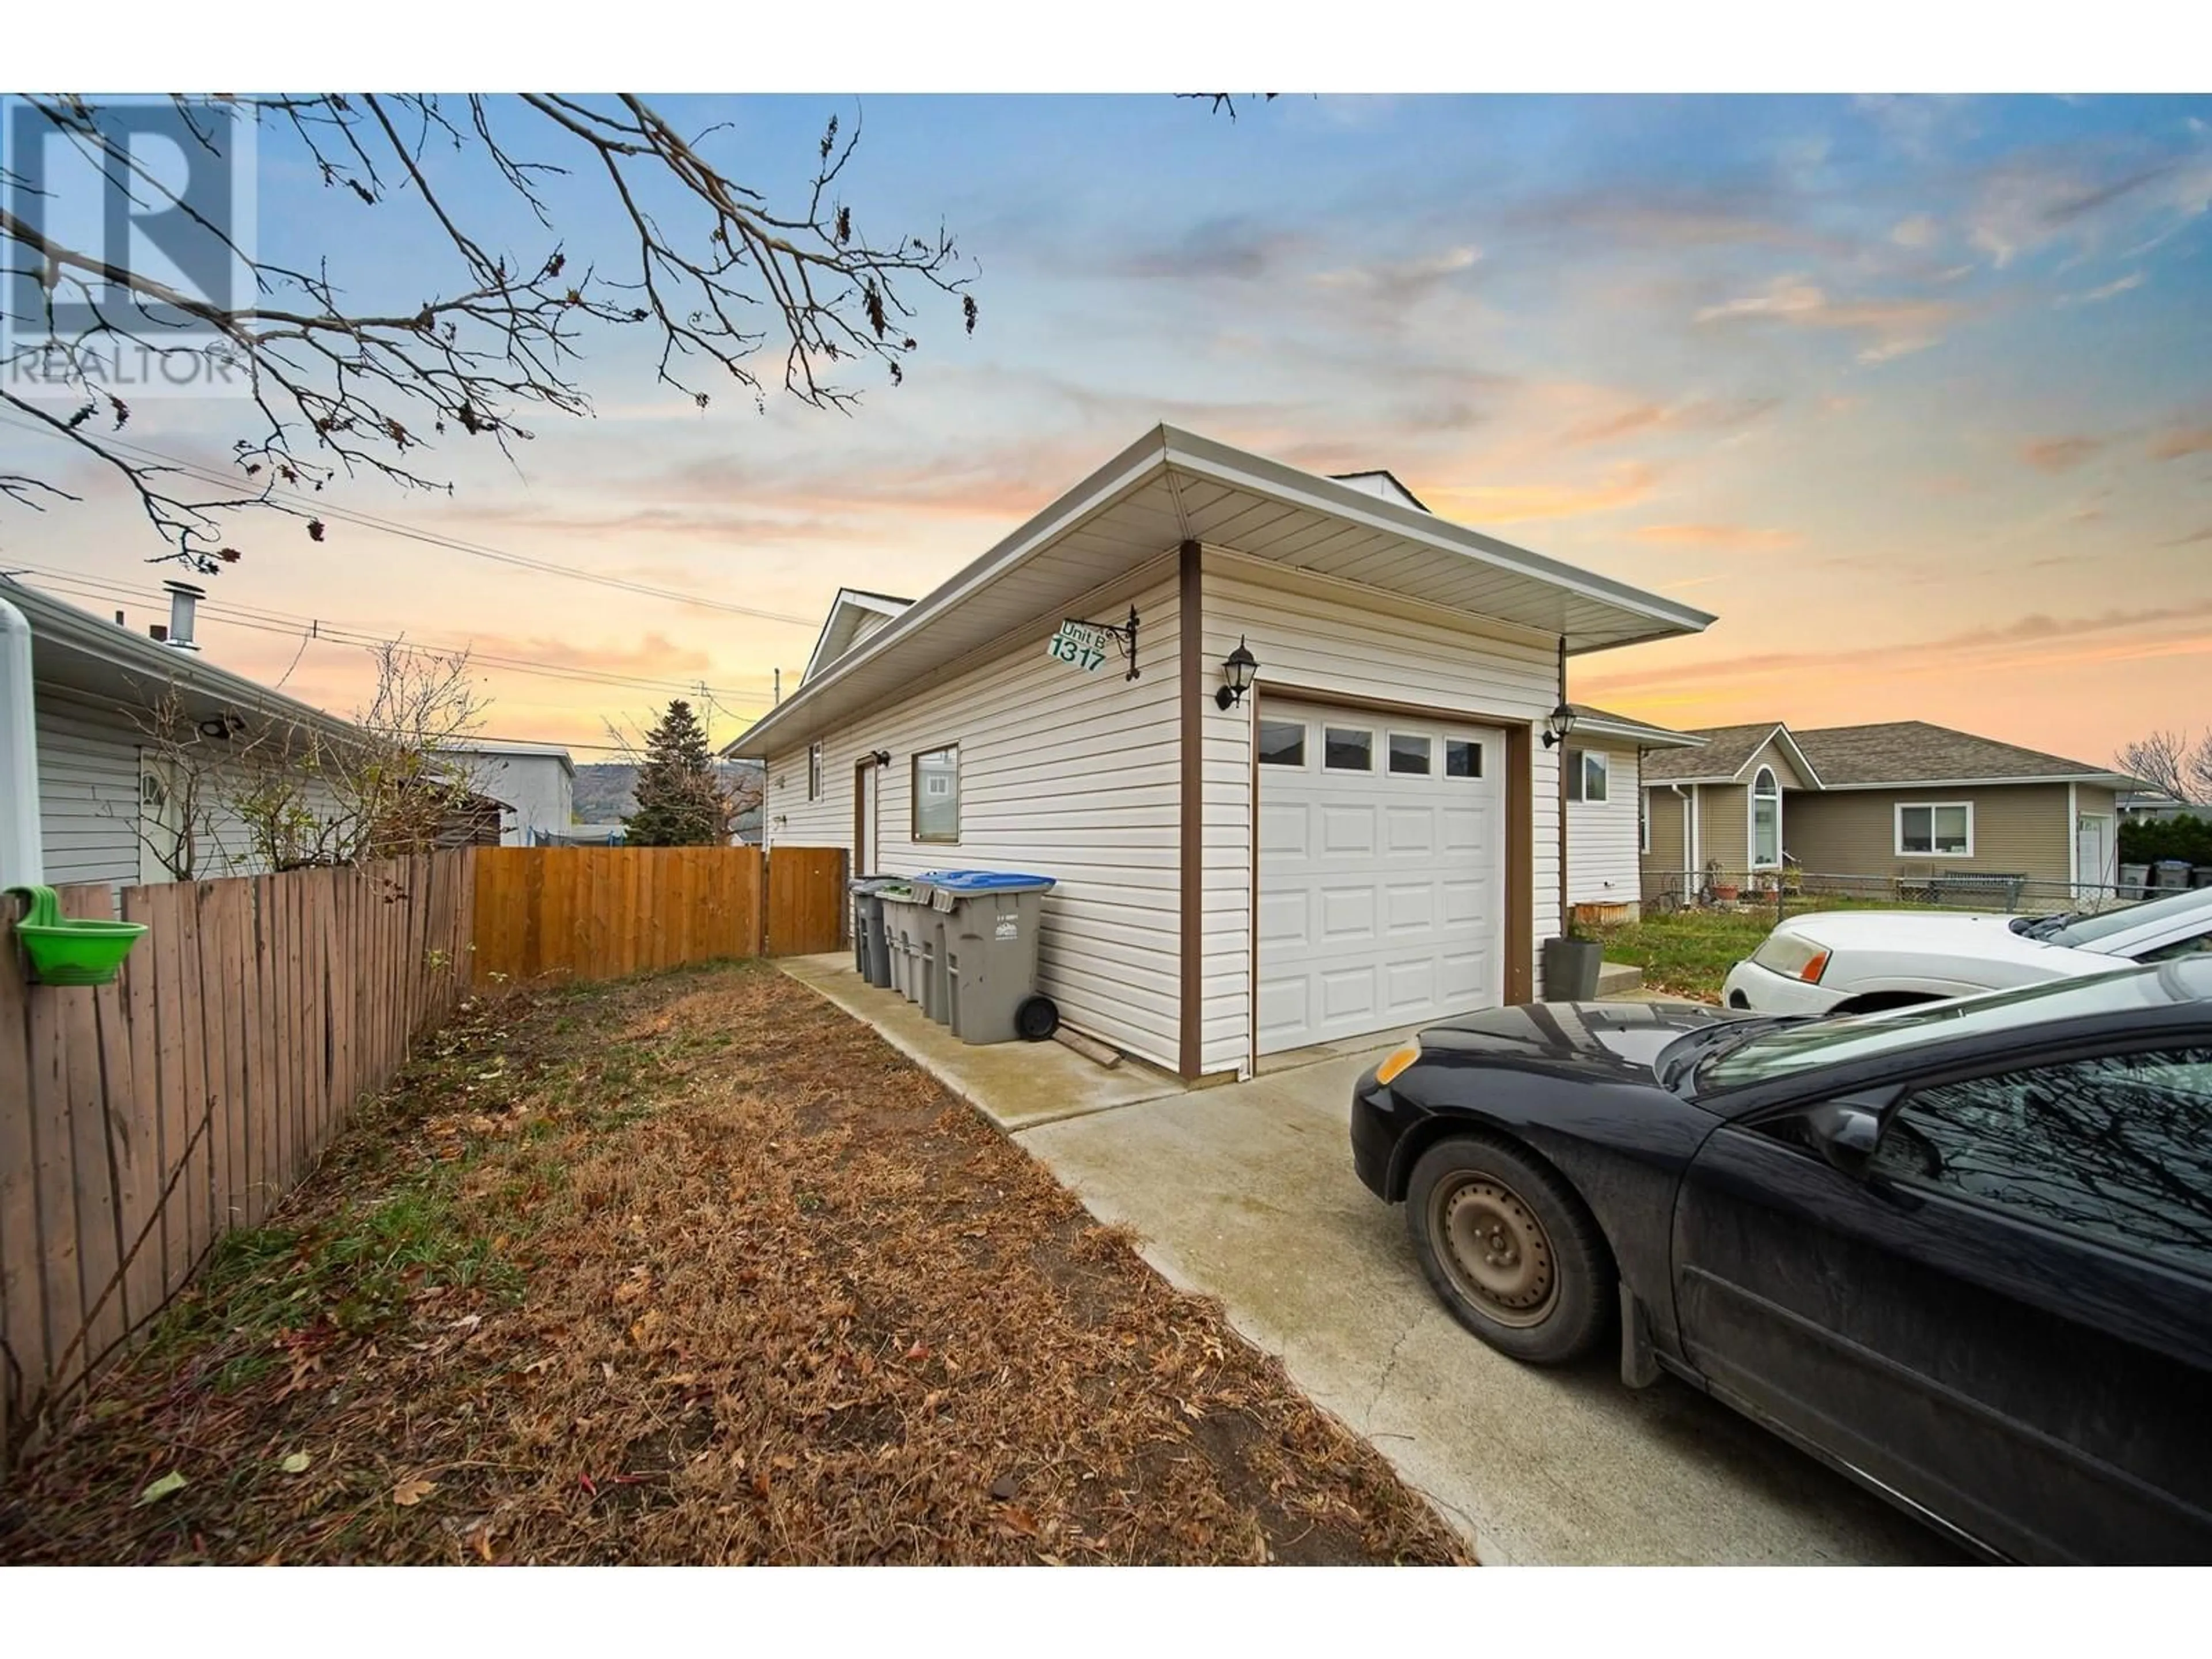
1639 722 1796 784
1790 721 2133 787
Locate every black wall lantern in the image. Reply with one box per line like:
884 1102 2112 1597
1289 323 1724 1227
1215 637 1258 710
1540 634 1575 748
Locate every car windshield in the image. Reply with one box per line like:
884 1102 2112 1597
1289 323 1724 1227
2041 885 2212 948
1698 961 2207 1090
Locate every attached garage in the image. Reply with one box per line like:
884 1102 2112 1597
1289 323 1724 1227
733 425 1713 1082
1255 698 1503 1054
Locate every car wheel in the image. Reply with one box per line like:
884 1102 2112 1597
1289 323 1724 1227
1404 1137 1612 1365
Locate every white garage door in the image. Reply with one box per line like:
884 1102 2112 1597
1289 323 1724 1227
1255 698 1505 1055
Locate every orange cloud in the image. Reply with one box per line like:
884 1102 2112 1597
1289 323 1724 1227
2150 423 2212 461
2022 437 2104 474
1694 275 1960 363
1631 523 1803 552
1420 464 1660 525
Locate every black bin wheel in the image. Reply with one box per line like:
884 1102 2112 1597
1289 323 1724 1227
1014 994 1060 1042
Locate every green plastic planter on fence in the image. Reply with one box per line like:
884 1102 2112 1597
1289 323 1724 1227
4 884 148 987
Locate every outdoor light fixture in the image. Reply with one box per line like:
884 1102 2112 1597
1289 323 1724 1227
1215 637 1258 710
196 714 241 743
1540 634 1575 748
872 749 892 767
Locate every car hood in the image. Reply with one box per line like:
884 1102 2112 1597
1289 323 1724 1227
1774 908 2102 965
1418 999 1747 1078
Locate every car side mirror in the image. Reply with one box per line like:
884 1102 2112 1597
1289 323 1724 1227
1804 1093 1894 1180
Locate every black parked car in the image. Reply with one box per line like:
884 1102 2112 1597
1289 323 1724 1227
1350 957 2212 1564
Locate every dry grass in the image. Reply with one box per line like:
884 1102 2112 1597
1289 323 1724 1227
0 962 1465 1566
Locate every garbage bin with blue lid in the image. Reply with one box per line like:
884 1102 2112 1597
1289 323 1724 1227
848 877 903 988
927 870 1060 1044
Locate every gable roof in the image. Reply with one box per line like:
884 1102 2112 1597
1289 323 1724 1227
1791 721 2138 790
1328 469 1430 512
1640 721 1823 787
801 587 915 684
729 425 1715 760
1566 705 1706 749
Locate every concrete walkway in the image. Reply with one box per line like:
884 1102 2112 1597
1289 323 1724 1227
778 956 1958 1565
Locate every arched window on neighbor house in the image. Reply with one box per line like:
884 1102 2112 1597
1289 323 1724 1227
1751 766 1782 869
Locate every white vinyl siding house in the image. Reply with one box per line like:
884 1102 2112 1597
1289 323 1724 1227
738 427 1713 1082
1560 709 1704 919
766 566 1183 1069
10 582 365 891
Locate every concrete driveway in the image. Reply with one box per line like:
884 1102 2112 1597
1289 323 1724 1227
781 955 1961 1565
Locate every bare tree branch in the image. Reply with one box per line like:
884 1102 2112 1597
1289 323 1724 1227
2 94 978 571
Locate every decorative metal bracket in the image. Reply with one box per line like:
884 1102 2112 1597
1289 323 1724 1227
1062 603 1140 680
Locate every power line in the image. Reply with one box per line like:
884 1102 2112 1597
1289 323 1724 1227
0 415 822 627
9 567 775 710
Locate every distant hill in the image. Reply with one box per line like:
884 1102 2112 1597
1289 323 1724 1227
572 758 763 825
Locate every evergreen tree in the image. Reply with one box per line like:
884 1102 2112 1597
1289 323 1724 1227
623 700 730 847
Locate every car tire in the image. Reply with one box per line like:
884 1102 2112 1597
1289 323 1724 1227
1404 1137 1612 1365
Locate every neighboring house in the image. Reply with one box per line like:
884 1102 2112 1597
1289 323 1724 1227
537 821 627 847
2118 789 2198 824
433 738 575 846
1640 718 2143 899
728 425 1713 1081
731 805 763 847
1560 704 1705 920
4 577 360 889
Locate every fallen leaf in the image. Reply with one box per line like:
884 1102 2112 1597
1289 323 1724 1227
279 1452 312 1475
905 1340 929 1362
392 1477 438 1507
134 1471 188 1507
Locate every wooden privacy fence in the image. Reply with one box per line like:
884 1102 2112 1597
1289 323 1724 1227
469 846 848 985
0 850 474 1457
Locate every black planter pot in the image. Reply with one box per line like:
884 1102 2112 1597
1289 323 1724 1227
1540 936 1604 1003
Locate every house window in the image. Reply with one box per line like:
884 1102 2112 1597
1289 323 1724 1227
1639 788 1650 855
1256 719 1306 767
1898 802 1974 857
912 745 960 843
1751 766 1782 868
1564 748 1608 803
1387 733 1432 776
1445 739 1483 779
807 742 823 802
1323 726 1373 772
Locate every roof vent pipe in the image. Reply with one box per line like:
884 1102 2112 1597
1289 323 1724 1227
163 580 204 652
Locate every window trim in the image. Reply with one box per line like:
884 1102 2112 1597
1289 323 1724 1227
1895 800 1975 859
1322 724 1375 774
1565 747 1609 804
910 743 961 844
1639 786 1651 855
1748 764 1782 870
807 741 824 802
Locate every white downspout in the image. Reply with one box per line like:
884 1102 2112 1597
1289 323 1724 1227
2 595 44 887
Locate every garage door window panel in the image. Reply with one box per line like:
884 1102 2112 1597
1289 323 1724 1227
1388 733 1433 777
1898 802 1974 858
1445 739 1483 779
1257 719 1306 768
1324 726 1374 772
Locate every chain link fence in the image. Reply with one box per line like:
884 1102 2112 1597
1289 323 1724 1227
1638 861 2211 926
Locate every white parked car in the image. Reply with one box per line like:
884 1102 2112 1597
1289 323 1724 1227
1721 885 2212 1016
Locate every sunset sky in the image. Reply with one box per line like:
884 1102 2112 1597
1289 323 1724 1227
6 92 2210 767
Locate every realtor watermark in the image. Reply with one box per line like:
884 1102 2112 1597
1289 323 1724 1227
2 94 257 399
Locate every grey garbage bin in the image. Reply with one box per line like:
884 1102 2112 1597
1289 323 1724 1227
2153 859 2194 892
927 870 1059 1045
849 877 899 988
881 884 919 999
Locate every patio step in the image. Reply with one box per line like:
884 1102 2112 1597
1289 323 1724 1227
1596 961 1643 997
